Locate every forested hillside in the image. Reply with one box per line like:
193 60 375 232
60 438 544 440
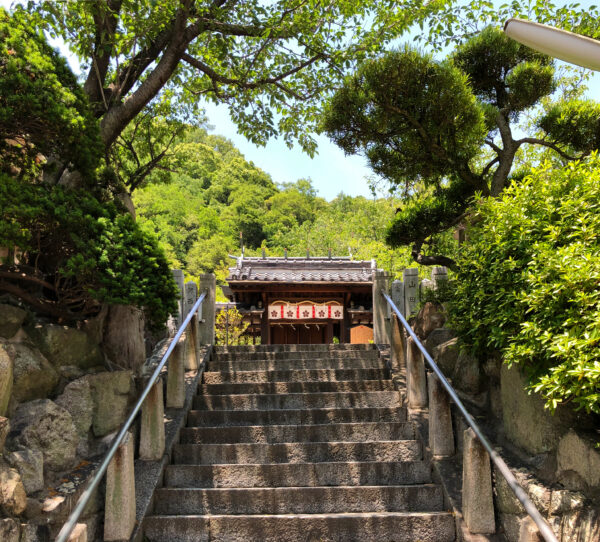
134 129 419 295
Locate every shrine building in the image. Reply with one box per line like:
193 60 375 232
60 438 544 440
222 254 379 345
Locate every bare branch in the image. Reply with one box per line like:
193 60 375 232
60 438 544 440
516 137 582 161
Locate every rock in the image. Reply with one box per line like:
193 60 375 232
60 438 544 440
86 371 133 437
424 328 454 357
451 350 483 395
560 509 600 542
0 342 13 416
0 466 27 516
102 305 145 372
0 416 9 453
8 343 59 402
0 304 27 339
56 378 93 437
0 518 20 542
27 324 103 370
413 302 446 340
24 497 42 520
550 489 585 515
7 449 43 494
433 338 459 376
10 400 78 472
557 430 600 492
500 364 570 455
18 522 51 542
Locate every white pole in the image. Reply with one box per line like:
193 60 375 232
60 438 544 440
504 18 600 71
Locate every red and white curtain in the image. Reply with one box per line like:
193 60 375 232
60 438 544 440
268 301 343 320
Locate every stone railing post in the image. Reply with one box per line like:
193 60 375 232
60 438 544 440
184 281 200 370
406 337 427 408
390 314 407 371
198 273 216 345
104 432 135 541
403 268 419 317
391 280 405 318
166 334 186 408
427 372 454 457
462 428 495 534
171 269 185 327
139 377 165 461
431 266 448 290
372 269 390 344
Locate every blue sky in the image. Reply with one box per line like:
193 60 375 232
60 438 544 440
3 0 600 200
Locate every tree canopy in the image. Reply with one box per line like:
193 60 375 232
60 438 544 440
322 27 600 266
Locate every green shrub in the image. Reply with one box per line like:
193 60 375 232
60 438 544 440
449 155 600 414
0 174 178 330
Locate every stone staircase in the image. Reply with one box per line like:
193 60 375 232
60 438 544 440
144 344 455 541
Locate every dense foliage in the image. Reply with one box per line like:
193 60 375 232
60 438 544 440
134 129 422 296
322 27 599 267
449 156 600 414
0 175 178 329
0 8 101 178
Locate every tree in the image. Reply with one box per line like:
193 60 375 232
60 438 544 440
321 27 600 267
32 0 439 173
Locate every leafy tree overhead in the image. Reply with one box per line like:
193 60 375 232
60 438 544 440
322 27 600 267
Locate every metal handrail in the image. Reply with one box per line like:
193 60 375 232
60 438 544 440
55 292 207 542
382 291 558 542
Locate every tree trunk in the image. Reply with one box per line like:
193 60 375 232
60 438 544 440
102 305 146 372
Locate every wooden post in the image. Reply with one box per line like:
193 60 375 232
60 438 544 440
407 337 427 408
139 377 165 461
104 432 135 541
166 334 186 408
463 428 495 534
428 372 454 457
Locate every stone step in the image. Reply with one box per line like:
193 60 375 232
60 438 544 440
215 344 376 354
203 368 388 384
192 391 402 411
199 379 394 395
144 512 456 542
164 460 432 488
211 350 380 361
206 358 382 372
153 485 443 515
173 440 422 465
180 422 415 444
186 407 407 427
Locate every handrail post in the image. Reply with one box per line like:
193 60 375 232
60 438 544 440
390 313 407 371
406 337 428 408
463 427 495 533
372 269 390 344
166 333 186 408
139 376 165 461
184 282 201 370
198 273 216 345
104 432 135 541
428 372 454 457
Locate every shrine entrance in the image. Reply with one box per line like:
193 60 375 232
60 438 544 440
270 323 329 344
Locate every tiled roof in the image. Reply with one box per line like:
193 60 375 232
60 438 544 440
227 256 376 283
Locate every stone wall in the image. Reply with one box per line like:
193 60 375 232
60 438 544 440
413 300 600 541
0 301 138 541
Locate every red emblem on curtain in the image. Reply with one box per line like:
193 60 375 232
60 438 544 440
328 305 331 318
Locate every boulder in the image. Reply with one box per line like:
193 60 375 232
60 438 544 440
9 400 78 472
0 466 26 516
8 342 59 402
7 449 43 494
0 518 20 542
557 430 600 492
501 365 571 455
424 328 454 357
413 302 446 340
560 509 600 542
0 416 9 453
55 378 93 436
18 522 51 542
451 350 483 395
0 342 13 416
0 304 27 339
27 324 103 370
433 338 460 376
86 371 133 437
